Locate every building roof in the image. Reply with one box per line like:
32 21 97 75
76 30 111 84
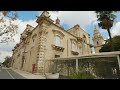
67 24 90 35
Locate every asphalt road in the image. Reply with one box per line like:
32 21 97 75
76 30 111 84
0 67 26 79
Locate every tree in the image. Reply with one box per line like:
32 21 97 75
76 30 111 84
2 56 13 67
95 11 118 51
100 35 120 52
0 11 18 43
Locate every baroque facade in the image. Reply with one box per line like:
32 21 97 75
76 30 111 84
92 26 105 53
11 11 92 74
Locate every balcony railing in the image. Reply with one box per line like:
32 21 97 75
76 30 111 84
77 37 83 42
71 50 79 55
51 44 64 52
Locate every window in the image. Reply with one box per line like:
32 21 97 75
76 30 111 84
72 42 77 51
77 46 80 53
32 34 37 42
31 34 37 47
97 41 99 45
83 35 87 43
55 55 60 58
54 36 61 46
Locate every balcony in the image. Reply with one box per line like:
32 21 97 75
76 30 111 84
51 44 64 52
71 50 79 55
77 37 83 42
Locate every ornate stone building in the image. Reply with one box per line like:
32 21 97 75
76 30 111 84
12 11 92 74
92 26 105 53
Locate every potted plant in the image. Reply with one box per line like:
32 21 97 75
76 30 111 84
45 72 59 79
45 64 61 79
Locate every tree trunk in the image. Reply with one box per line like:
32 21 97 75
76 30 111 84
107 28 114 51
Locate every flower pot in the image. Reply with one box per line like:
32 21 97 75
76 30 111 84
45 73 59 79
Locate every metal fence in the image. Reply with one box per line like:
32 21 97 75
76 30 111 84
44 51 120 79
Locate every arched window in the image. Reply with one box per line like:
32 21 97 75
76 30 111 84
54 36 61 46
72 42 77 51
97 41 99 45
83 35 87 43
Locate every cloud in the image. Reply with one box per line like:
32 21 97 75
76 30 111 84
0 14 37 62
111 22 120 37
49 11 97 30
38 11 97 30
13 19 37 43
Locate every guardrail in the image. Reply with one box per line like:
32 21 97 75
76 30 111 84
44 51 120 79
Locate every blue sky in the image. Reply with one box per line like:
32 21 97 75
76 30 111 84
16 11 96 37
8 11 120 37
0 11 120 63
17 11 39 21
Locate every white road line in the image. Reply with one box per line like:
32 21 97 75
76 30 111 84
5 69 15 79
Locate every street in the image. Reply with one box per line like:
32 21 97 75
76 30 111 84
0 67 26 79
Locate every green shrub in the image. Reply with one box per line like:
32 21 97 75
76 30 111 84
70 71 95 79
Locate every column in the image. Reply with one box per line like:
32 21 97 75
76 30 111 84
36 26 48 74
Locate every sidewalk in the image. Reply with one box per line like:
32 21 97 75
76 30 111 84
10 68 46 79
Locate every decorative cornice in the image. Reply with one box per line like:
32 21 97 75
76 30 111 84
70 38 77 42
77 37 83 42
52 30 65 37
36 15 54 24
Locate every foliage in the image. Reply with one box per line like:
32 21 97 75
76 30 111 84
93 59 119 79
95 11 118 51
95 11 117 29
96 11 117 21
77 57 119 79
70 71 95 79
2 56 13 67
100 35 120 52
0 11 18 43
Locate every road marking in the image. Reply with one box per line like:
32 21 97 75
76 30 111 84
5 69 15 79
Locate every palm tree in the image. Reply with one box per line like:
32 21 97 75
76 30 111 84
95 11 118 51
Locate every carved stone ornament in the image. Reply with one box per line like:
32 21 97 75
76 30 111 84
51 44 64 52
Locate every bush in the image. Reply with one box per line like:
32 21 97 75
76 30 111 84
70 71 95 79
100 35 120 52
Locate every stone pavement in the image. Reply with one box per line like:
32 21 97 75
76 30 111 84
10 68 46 79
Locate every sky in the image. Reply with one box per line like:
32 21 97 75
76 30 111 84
0 11 120 63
